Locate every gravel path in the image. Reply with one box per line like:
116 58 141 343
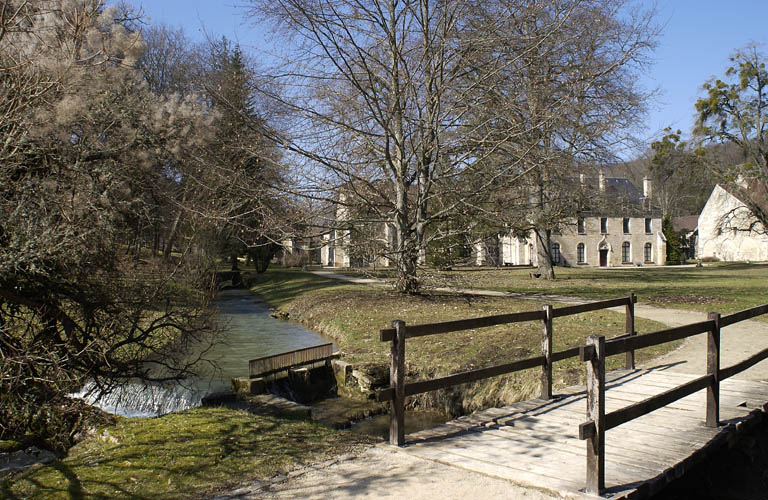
216 271 768 499
213 447 564 500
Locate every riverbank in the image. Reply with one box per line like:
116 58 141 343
0 268 708 500
249 268 672 415
1 407 376 499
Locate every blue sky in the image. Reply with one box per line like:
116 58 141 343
140 0 768 149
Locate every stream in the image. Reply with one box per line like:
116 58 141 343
76 289 331 417
76 288 449 436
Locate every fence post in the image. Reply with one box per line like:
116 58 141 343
541 305 553 400
585 335 606 496
625 292 636 370
389 320 406 446
706 312 721 428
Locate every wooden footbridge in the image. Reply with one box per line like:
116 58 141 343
376 295 768 498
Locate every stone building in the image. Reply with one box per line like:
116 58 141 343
493 173 665 267
698 184 768 262
497 215 665 267
315 172 665 268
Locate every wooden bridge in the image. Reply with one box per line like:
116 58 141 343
377 295 768 498
249 343 338 379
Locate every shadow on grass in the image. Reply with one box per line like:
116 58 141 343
4 408 372 500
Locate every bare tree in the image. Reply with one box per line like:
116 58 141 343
246 0 580 290
0 1 221 451
695 45 768 234
243 0 658 287
471 0 658 279
647 128 712 217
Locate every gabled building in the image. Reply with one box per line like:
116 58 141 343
496 173 665 267
698 184 768 262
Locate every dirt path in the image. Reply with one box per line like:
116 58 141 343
212 447 565 500
214 271 768 499
632 304 768 381
310 270 768 380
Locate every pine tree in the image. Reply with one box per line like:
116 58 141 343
662 215 683 264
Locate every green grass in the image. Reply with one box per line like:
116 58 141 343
444 263 768 315
347 263 768 315
250 268 673 412
1 408 374 500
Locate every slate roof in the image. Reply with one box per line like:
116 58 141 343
673 215 699 233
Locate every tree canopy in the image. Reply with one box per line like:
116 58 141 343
245 0 658 287
694 45 768 234
0 0 287 451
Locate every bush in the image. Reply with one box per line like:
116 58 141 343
282 250 310 268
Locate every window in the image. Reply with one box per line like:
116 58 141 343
622 242 631 263
577 243 585 264
551 243 561 264
623 217 630 234
600 217 607 233
577 218 585 234
644 243 652 262
645 218 652 234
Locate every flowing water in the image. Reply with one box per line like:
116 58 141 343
75 289 450 439
76 289 331 417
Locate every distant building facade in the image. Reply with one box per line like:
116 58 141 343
312 172 665 268
486 173 665 267
496 215 664 267
698 185 768 262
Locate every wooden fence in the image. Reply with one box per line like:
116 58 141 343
249 342 336 378
578 303 768 495
377 293 638 446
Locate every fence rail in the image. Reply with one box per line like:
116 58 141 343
378 293 637 446
249 343 336 378
579 303 768 495
379 293 768 495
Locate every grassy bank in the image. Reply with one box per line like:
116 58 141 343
250 269 672 413
348 263 768 315
2 408 374 500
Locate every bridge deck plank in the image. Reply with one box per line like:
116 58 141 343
397 369 768 499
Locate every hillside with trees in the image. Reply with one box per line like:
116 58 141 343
0 0 289 451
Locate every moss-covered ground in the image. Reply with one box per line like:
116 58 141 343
1 408 374 500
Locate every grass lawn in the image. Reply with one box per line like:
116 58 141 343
348 263 768 315
250 269 672 412
1 408 374 500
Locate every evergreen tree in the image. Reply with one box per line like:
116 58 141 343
662 215 683 264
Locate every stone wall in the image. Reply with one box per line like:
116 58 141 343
499 216 663 267
698 185 768 261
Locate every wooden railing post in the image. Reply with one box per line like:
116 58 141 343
541 304 553 400
625 292 636 370
706 312 721 428
585 335 606 495
389 320 406 446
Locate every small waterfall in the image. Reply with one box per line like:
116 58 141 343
73 382 203 418
70 290 333 418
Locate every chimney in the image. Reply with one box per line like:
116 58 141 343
643 176 652 199
598 171 606 192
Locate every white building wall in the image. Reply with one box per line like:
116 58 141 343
512 216 663 267
698 185 768 261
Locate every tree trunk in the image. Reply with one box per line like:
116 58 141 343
163 209 182 261
535 228 555 280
